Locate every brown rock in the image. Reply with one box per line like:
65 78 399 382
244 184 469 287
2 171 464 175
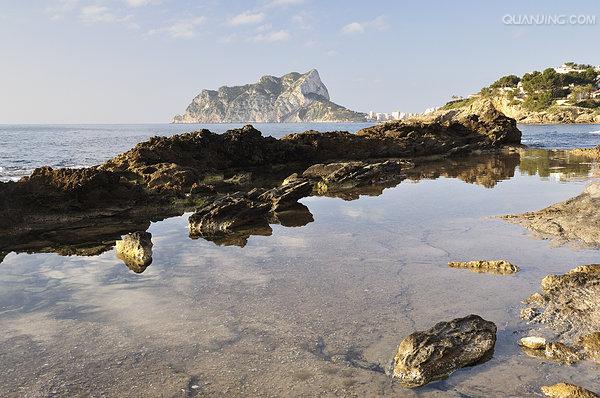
448 260 519 275
392 314 496 388
541 383 598 398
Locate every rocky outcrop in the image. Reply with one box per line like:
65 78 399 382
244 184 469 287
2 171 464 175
172 69 366 123
115 231 153 273
503 182 600 246
448 260 519 275
188 180 313 246
391 314 496 388
541 383 598 398
490 95 600 124
567 145 600 160
521 264 600 342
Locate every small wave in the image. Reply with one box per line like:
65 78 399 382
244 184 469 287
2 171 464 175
588 130 600 135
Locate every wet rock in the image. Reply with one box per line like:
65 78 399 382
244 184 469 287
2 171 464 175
188 194 272 242
541 383 598 398
503 182 600 246
189 183 216 195
392 314 496 388
544 342 581 364
521 264 600 343
577 333 600 363
255 179 313 211
448 260 519 275
518 336 547 350
115 231 153 273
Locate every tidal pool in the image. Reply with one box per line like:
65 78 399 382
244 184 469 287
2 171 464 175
1 150 600 397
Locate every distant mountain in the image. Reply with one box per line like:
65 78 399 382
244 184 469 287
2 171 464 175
172 69 366 123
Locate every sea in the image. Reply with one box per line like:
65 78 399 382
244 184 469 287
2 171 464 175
0 122 599 182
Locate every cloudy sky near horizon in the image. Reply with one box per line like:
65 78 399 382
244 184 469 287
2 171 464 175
1 0 599 123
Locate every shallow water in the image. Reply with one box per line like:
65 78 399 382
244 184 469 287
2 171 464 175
1 123 600 181
1 151 600 397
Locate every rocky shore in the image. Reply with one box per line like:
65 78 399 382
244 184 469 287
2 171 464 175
0 99 520 255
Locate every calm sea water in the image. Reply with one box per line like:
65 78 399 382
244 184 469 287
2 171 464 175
2 150 600 396
0 123 599 182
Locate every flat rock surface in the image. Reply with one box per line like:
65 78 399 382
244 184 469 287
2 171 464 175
448 260 519 275
502 182 600 246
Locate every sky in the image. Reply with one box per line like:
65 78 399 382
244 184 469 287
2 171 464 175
0 0 599 123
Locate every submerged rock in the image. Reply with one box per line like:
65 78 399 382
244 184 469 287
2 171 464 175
544 342 581 364
448 260 519 275
115 231 153 273
502 182 600 246
392 314 496 388
541 383 598 398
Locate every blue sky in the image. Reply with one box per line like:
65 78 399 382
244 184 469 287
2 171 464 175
1 0 598 123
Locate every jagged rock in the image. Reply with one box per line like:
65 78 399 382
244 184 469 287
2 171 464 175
541 383 598 398
115 231 153 273
448 260 519 275
544 342 581 364
302 160 411 200
503 182 600 246
188 194 272 242
577 333 600 363
255 179 313 211
521 264 600 343
391 314 496 388
172 69 366 123
188 180 314 246
518 336 547 349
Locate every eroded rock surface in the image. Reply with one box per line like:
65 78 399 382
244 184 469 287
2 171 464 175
115 231 153 273
541 383 599 398
392 314 496 388
521 264 600 343
502 182 600 246
448 260 519 275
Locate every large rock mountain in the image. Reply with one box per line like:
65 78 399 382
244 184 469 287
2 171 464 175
172 69 366 123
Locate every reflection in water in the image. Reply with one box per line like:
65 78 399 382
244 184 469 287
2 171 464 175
2 149 600 397
1 152 523 260
518 149 596 180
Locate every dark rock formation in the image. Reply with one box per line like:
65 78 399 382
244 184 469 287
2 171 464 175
502 182 600 246
188 180 313 247
391 314 496 388
115 231 153 273
448 260 519 275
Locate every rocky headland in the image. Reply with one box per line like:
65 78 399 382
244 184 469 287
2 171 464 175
172 69 366 123
443 62 600 124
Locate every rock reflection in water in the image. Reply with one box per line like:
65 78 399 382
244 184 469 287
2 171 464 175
0 152 524 258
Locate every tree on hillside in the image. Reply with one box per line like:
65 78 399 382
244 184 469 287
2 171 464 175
490 75 521 88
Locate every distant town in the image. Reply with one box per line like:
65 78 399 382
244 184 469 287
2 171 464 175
366 63 600 122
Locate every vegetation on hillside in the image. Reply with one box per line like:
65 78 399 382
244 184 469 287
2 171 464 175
444 62 600 113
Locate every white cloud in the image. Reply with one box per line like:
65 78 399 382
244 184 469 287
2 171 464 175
148 16 206 38
251 29 291 42
80 5 116 24
46 0 79 20
341 22 364 34
267 0 304 6
292 11 313 30
125 0 159 6
228 11 265 26
341 15 388 34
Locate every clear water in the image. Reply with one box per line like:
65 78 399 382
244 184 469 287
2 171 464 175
1 151 600 396
1 123 599 182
